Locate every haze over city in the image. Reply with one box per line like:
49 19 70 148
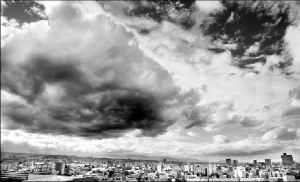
1 0 300 164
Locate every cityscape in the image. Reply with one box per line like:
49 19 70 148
1 152 299 181
1 0 300 182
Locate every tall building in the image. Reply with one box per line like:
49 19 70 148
55 162 65 175
204 168 208 176
265 159 271 166
190 165 194 172
207 164 216 176
183 164 190 172
157 162 162 173
226 158 232 165
163 159 166 165
281 153 294 166
234 166 246 178
253 160 257 166
233 160 238 167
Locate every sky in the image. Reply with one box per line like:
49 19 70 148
1 0 300 162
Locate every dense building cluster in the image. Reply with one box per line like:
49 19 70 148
1 153 299 182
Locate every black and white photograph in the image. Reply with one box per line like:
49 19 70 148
1 0 300 181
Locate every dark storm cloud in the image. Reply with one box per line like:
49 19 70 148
201 0 292 71
78 90 171 137
1 0 47 23
1 3 181 139
123 0 196 30
1 54 87 102
2 103 36 128
2 88 170 138
1 51 177 138
1 54 176 138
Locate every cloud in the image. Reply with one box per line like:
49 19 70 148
2 127 300 161
1 17 22 45
195 1 223 14
183 101 263 131
186 131 197 137
204 139 283 157
1 0 300 160
213 135 230 144
1 140 59 155
262 127 298 141
1 1 181 138
282 107 300 118
244 42 260 56
119 0 196 30
281 86 300 121
284 19 300 73
37 1 61 17
1 0 47 23
105 0 299 134
201 1 292 71
183 105 212 129
289 86 300 100
239 117 263 128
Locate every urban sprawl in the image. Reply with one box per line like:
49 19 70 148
1 152 299 181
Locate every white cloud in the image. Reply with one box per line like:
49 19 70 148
1 16 49 47
1 17 21 46
213 135 230 144
285 23 300 73
1 90 28 105
244 42 260 56
186 131 197 137
195 1 223 14
3 128 299 161
37 1 61 17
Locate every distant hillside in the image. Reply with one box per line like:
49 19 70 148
1 151 207 164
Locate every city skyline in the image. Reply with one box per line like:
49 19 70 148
1 151 298 181
1 0 300 162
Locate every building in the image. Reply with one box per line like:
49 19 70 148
34 162 53 174
253 160 257 166
184 164 190 172
265 159 271 166
281 153 294 166
1 171 29 181
226 158 232 165
55 162 65 175
190 165 194 172
207 163 216 176
233 160 238 167
1 164 10 172
234 166 246 178
163 159 167 165
157 162 162 173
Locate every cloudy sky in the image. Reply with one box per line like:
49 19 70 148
1 0 300 162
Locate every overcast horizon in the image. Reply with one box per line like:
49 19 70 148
1 0 300 162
